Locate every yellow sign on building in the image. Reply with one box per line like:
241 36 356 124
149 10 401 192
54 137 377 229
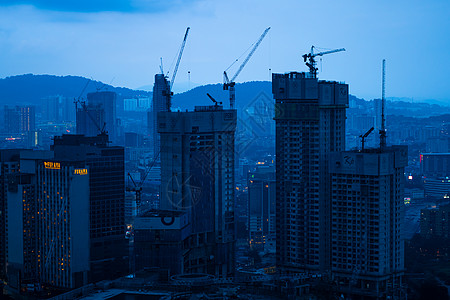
74 168 88 175
44 162 60 170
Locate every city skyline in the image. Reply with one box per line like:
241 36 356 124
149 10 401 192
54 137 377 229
0 0 449 102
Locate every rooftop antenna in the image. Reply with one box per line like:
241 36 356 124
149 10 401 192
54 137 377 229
380 59 387 148
360 127 374 151
188 71 191 90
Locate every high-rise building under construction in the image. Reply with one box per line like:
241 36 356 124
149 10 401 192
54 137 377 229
273 72 348 273
155 104 237 277
151 74 171 158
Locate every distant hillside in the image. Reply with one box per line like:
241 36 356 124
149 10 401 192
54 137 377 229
0 74 151 105
0 75 446 118
172 81 272 111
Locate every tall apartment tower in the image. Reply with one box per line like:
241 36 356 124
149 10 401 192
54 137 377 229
87 91 117 142
329 146 407 298
273 72 348 273
4 150 90 292
151 74 171 158
4 106 35 133
158 105 236 277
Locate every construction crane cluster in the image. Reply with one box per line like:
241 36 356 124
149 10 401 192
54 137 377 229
128 28 351 214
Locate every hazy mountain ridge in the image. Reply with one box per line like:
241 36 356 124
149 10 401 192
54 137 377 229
172 81 272 111
0 74 151 105
0 75 446 118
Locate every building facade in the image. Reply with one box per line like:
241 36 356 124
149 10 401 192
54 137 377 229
273 72 348 273
420 204 450 238
51 134 127 283
0 150 22 282
421 153 450 178
248 166 275 250
329 146 407 297
87 91 117 142
76 103 105 137
5 150 90 291
151 74 171 158
156 105 236 277
4 106 35 133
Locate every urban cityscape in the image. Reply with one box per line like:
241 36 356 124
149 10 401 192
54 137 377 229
0 1 449 300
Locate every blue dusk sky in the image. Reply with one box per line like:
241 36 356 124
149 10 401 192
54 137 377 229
0 0 449 101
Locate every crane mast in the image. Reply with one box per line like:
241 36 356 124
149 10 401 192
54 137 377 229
223 27 271 109
302 46 345 78
380 59 387 148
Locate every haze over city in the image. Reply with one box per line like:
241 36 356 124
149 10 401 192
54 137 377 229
1 1 450 300
0 0 449 101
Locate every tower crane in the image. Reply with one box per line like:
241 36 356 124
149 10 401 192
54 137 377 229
359 127 374 151
223 27 270 109
302 46 345 78
206 93 222 107
73 79 107 136
126 154 160 214
163 27 190 111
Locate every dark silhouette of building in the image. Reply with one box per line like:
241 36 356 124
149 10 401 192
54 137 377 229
273 72 348 273
76 103 105 137
248 166 275 250
3 150 90 292
87 91 117 142
421 153 450 178
151 74 171 158
0 150 22 282
135 105 236 278
4 105 35 133
51 134 127 283
420 204 450 238
329 146 407 297
41 95 75 122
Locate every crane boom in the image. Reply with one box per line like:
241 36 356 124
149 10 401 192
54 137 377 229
313 47 345 57
302 46 345 78
170 27 190 89
224 27 271 109
229 27 271 83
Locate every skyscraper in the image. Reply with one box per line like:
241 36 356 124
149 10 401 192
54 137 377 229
76 103 105 137
51 134 127 282
87 91 117 142
273 72 348 273
157 104 236 277
329 146 407 297
4 106 35 133
5 150 90 291
151 74 171 158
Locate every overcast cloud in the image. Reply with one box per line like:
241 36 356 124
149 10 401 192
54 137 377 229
0 0 449 101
